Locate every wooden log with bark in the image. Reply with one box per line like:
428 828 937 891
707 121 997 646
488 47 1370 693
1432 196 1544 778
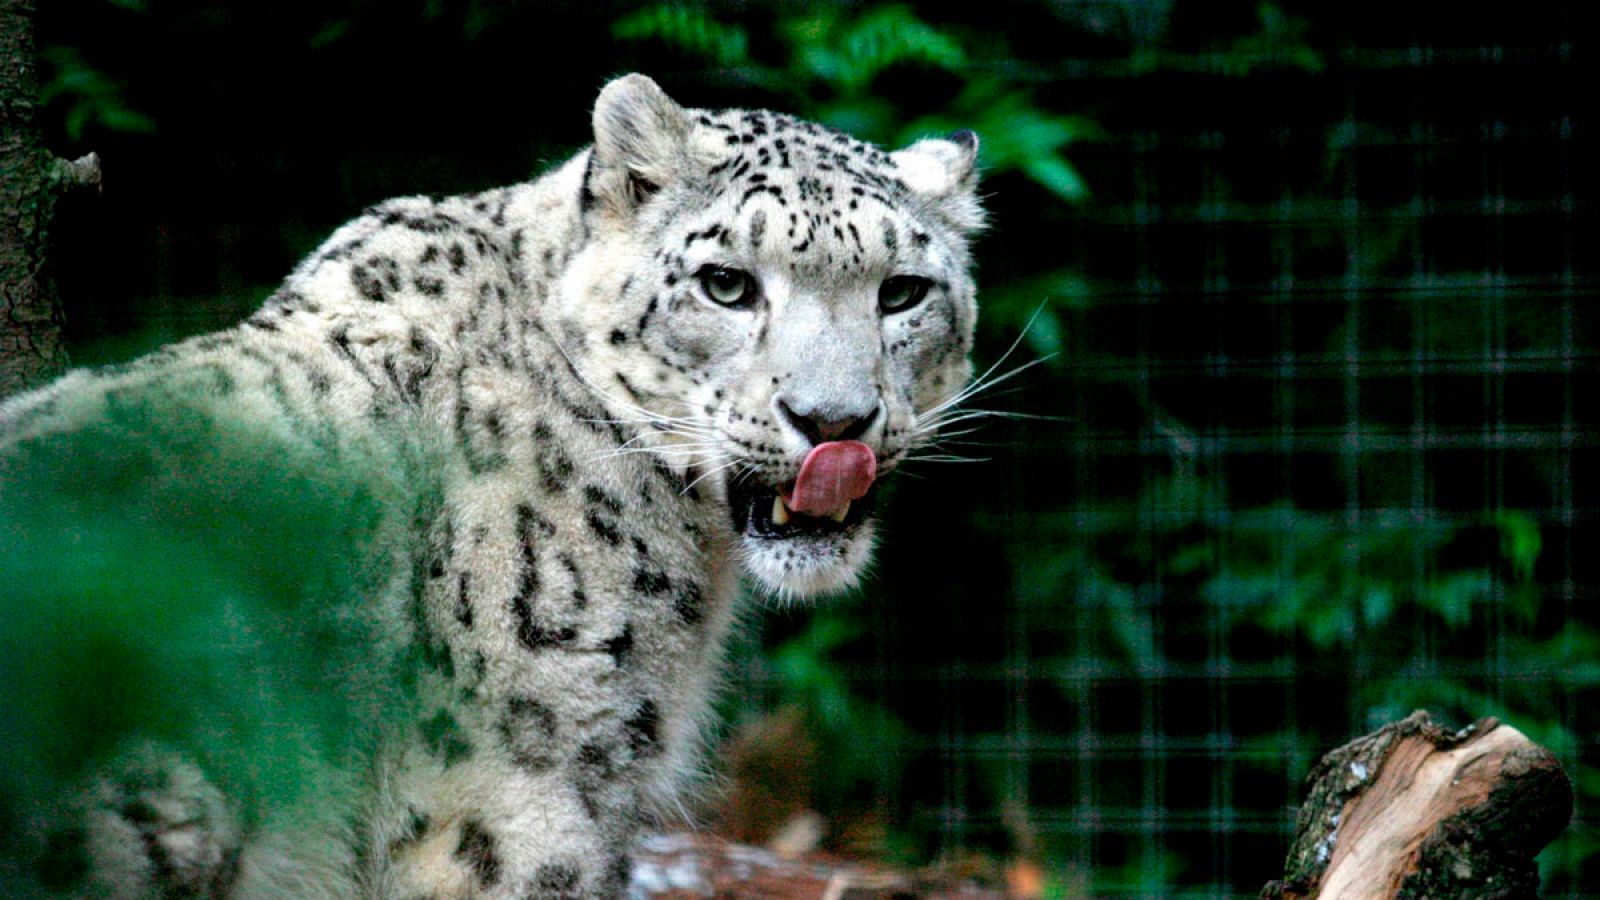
634 711 1571 898
1262 711 1572 899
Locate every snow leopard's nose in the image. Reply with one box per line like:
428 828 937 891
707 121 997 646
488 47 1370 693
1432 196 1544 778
776 397 881 447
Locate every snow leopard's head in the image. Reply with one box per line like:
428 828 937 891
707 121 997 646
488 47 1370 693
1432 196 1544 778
558 74 983 598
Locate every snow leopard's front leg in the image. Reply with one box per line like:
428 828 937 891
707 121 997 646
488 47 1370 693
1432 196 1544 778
364 497 676 899
367 674 653 899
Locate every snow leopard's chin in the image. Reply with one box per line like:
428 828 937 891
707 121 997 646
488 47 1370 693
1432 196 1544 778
726 474 880 599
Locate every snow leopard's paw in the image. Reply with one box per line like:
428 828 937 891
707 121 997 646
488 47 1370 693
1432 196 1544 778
37 744 242 899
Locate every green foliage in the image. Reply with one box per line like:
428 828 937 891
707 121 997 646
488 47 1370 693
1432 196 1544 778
612 6 749 66
38 46 155 141
1201 506 1511 643
1010 468 1597 882
1130 1 1325 76
780 5 967 93
612 3 1092 205
1218 3 1325 76
0 381 425 855
767 607 909 795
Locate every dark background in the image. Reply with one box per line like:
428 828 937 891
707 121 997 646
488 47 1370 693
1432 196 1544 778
33 1 1596 894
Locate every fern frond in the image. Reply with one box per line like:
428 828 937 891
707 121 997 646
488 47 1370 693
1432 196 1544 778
612 5 750 66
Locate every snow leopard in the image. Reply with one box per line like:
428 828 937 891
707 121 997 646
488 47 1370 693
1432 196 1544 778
0 73 983 898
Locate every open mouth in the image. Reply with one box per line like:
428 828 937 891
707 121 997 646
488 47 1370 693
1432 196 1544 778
727 477 879 538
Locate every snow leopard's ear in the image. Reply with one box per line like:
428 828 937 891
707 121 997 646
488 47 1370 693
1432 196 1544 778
891 129 985 233
588 73 693 217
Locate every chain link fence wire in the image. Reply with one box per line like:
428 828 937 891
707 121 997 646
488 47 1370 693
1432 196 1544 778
736 4 1594 896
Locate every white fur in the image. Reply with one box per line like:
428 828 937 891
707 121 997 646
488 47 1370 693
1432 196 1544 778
0 74 982 899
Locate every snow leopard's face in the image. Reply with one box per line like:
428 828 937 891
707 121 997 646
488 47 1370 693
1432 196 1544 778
559 76 983 598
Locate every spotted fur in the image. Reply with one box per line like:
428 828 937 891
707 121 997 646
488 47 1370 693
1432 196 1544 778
0 74 982 898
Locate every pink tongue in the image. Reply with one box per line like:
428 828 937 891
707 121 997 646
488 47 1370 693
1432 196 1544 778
783 441 878 517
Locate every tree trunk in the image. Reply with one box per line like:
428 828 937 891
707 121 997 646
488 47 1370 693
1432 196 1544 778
0 0 68 396
1263 711 1572 899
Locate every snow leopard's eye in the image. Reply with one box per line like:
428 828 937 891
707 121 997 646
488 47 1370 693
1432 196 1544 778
878 275 932 314
696 266 758 308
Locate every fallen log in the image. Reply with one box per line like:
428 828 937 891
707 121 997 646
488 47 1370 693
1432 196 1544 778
1263 710 1573 899
633 710 1572 898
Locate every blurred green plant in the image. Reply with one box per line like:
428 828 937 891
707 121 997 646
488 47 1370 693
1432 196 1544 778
38 46 155 142
1130 1 1324 76
767 607 910 799
993 465 1595 886
613 4 1097 206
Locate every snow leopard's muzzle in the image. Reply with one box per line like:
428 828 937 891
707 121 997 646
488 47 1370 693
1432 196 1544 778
726 442 881 539
723 407 889 598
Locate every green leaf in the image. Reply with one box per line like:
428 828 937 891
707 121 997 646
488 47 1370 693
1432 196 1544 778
309 19 354 49
1422 571 1491 628
39 46 156 141
829 5 966 91
612 5 750 66
1494 510 1542 582
1021 155 1091 203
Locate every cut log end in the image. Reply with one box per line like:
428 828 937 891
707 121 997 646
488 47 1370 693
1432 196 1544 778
1263 711 1572 900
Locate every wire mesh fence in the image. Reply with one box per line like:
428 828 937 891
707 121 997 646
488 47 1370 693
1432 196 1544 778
733 5 1595 896
29 0 1594 895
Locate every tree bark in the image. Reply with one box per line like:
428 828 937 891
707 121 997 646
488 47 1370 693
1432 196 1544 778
1262 711 1572 899
0 0 69 396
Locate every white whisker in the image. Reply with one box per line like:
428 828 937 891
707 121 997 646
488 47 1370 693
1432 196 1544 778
682 459 743 495
919 302 1052 421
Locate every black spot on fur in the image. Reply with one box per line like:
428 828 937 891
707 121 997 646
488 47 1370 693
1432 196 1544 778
674 582 705 625
352 263 388 303
516 614 577 650
455 572 473 627
396 809 429 849
584 484 624 515
410 551 455 678
632 564 671 597
456 376 508 474
605 854 633 896
533 863 582 898
624 700 661 756
559 553 587 608
454 820 501 887
578 151 599 212
501 697 560 771
604 624 634 668
748 210 767 248
514 504 542 603
586 510 622 546
577 742 613 774
540 449 575 494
